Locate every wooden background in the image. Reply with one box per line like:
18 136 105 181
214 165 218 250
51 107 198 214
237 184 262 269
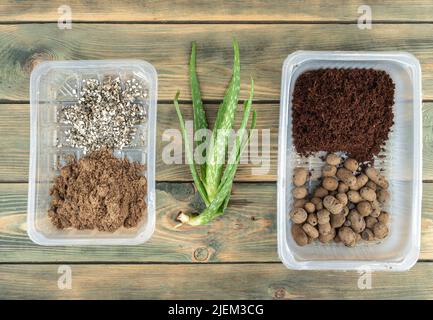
1 0 433 299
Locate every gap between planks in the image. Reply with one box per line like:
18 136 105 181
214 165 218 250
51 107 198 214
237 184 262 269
2 21 433 25
1 260 432 265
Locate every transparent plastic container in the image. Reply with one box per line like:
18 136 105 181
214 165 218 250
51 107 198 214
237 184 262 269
278 51 422 271
28 60 157 245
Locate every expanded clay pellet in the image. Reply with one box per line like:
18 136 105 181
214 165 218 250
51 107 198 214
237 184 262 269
59 77 148 153
289 154 391 247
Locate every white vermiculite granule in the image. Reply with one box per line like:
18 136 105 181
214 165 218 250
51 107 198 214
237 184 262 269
59 77 147 153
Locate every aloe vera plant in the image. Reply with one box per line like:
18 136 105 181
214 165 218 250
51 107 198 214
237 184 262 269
174 39 256 225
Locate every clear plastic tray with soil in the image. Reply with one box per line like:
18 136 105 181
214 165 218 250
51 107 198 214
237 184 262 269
277 51 422 271
27 60 157 245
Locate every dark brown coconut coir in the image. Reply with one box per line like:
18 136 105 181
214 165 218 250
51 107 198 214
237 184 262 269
48 148 147 232
292 68 395 162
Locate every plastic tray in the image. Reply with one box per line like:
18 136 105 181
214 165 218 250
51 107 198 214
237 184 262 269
277 51 422 271
28 60 157 245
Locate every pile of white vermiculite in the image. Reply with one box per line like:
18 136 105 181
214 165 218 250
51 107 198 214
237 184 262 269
59 77 147 153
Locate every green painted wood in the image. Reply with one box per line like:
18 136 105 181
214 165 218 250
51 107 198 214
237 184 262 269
1 0 433 22
1 262 432 299
0 183 276 262
0 103 430 182
0 103 433 182
0 103 277 182
423 104 433 180
1 182 432 262
0 0 431 301
0 104 28 182
0 24 432 102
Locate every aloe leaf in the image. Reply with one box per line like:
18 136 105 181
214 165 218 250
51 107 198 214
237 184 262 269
175 40 257 226
174 91 210 206
205 38 241 201
185 162 238 226
220 79 254 187
187 113 256 226
188 86 256 225
189 42 208 180
220 110 257 212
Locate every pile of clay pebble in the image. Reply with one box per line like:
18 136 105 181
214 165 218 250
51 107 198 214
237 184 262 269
290 153 390 247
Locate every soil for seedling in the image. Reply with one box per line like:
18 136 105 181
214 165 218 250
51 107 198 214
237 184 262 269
292 68 395 162
48 148 147 232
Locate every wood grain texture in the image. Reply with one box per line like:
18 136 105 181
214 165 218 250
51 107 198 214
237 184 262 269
1 182 432 262
423 103 433 180
0 0 431 301
1 262 433 299
0 24 432 101
0 103 276 182
0 104 29 182
0 183 276 262
1 0 433 22
0 102 429 182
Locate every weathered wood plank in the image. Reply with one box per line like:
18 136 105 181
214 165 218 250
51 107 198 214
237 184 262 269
0 102 429 182
0 24 432 101
0 182 276 262
1 182 432 262
1 262 433 299
0 104 29 181
157 103 278 182
423 103 433 180
0 103 277 182
1 0 433 22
